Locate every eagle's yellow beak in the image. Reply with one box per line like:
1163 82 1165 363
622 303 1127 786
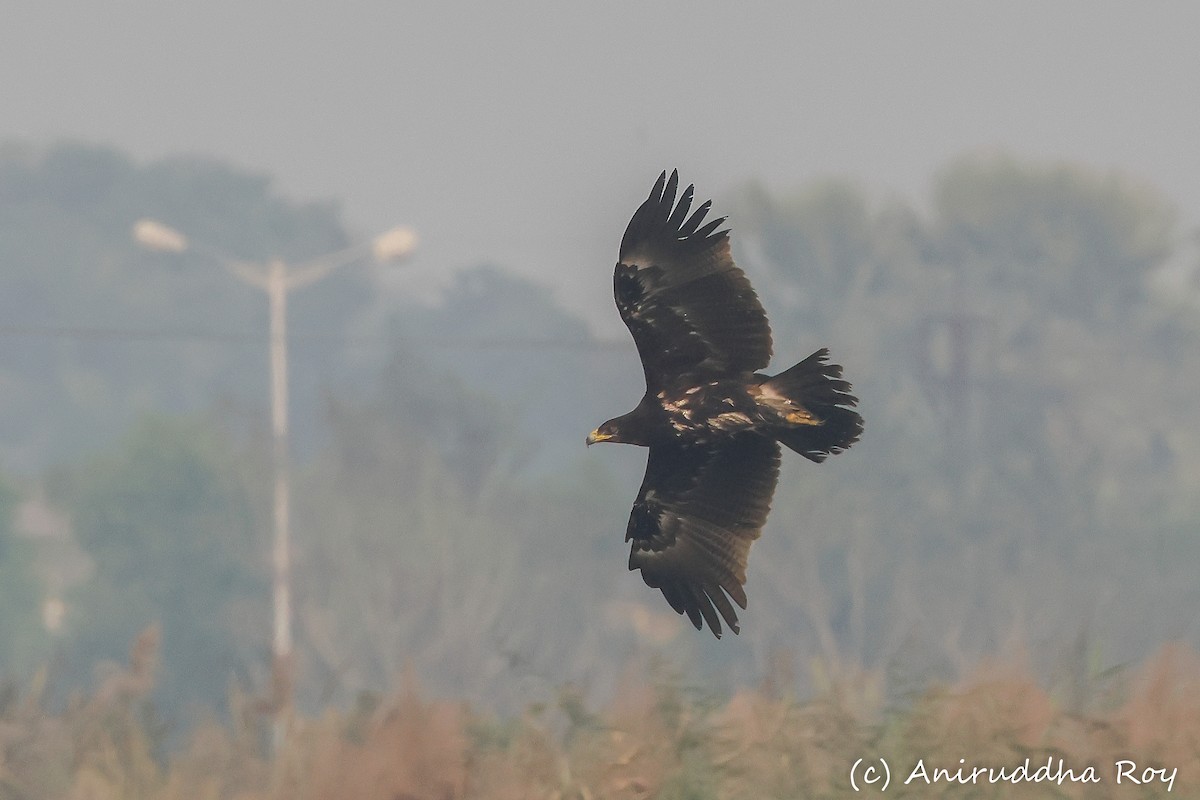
586 429 612 446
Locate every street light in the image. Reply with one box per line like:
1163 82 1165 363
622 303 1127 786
134 217 416 741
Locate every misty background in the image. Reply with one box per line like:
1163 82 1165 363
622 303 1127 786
1 3 1198 727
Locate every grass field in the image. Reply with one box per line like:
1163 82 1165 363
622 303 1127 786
2 631 1197 799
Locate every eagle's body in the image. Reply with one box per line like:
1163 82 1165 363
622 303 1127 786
588 170 862 638
605 376 806 446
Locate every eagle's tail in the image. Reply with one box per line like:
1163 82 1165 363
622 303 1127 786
763 348 862 463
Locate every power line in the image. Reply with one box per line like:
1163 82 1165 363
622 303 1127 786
0 322 252 343
0 322 630 351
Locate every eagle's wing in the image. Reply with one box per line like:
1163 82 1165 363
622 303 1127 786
626 434 781 638
614 170 772 388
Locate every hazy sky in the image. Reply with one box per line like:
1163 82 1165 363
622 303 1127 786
4 2 1199 330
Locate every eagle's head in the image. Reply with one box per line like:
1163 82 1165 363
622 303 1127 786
586 419 621 446
587 405 656 447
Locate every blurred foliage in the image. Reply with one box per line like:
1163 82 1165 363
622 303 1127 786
47 415 265 719
2 142 1199 744
292 336 631 711
384 264 620 473
0 472 46 678
723 152 1200 687
0 141 367 470
932 153 1176 322
1 632 1199 798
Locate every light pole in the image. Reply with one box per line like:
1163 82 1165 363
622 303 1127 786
133 218 416 741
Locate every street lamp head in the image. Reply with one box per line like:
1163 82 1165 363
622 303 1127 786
372 226 418 263
133 219 189 253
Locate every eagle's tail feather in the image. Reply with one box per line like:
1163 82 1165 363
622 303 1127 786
765 348 862 463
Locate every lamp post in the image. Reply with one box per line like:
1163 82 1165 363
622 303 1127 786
133 218 416 742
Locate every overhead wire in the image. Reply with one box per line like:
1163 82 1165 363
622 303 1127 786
0 322 629 350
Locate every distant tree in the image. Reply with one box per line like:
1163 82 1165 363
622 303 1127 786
51 414 265 716
721 155 1197 688
0 473 46 677
290 322 636 710
387 264 625 473
932 152 1175 323
0 141 368 470
730 179 880 345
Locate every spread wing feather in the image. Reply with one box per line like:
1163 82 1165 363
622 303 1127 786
615 170 772 387
626 434 781 637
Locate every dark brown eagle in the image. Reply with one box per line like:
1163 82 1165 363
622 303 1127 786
587 170 862 638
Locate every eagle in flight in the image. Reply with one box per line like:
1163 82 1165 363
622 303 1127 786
587 170 862 638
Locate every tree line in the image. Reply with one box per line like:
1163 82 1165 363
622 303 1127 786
1 143 1197 721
